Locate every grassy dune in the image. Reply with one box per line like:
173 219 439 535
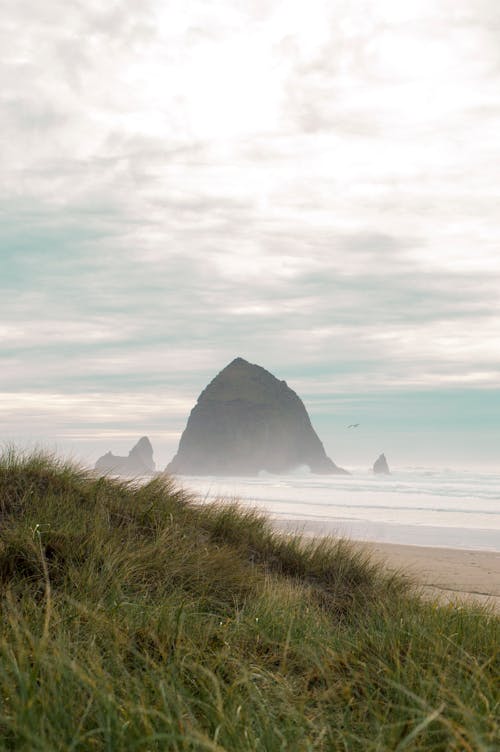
0 450 498 751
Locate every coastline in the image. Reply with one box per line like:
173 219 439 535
273 519 500 612
178 474 500 612
179 470 500 553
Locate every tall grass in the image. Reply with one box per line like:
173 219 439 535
0 450 498 751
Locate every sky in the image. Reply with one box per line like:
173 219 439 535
1 0 500 471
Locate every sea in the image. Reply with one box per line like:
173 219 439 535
176 467 500 552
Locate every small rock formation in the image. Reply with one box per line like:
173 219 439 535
95 436 156 477
167 357 348 476
373 453 390 475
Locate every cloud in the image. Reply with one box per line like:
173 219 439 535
1 0 500 465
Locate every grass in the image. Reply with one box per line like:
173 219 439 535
0 448 498 751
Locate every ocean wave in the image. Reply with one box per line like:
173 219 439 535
180 468 500 550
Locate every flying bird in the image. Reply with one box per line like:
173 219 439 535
347 423 360 428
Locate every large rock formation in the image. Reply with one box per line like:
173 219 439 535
167 357 347 476
373 453 390 475
95 436 156 477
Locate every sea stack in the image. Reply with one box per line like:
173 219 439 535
167 357 348 476
373 453 390 475
95 436 156 477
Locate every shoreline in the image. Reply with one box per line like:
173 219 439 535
273 520 500 613
177 476 500 612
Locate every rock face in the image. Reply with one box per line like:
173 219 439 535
373 453 390 475
95 437 156 476
167 357 347 476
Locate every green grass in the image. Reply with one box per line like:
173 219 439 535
0 449 498 751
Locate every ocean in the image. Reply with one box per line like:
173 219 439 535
177 467 500 552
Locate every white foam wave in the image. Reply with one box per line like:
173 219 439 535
177 466 500 551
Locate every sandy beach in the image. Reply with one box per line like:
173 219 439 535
183 471 500 613
273 519 500 612
363 542 500 613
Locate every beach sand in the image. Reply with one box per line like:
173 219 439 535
273 519 500 612
363 542 500 613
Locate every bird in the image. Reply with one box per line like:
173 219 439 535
347 423 360 428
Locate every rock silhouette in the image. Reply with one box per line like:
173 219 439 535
373 453 390 474
95 436 156 476
167 357 347 476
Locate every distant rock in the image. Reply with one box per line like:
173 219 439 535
95 437 156 477
373 453 390 475
167 357 348 476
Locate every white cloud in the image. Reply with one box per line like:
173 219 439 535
2 0 500 464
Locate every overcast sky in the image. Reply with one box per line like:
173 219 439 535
2 0 500 469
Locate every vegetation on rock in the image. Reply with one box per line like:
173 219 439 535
168 357 347 475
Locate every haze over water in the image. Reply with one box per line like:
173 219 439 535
179 467 500 552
